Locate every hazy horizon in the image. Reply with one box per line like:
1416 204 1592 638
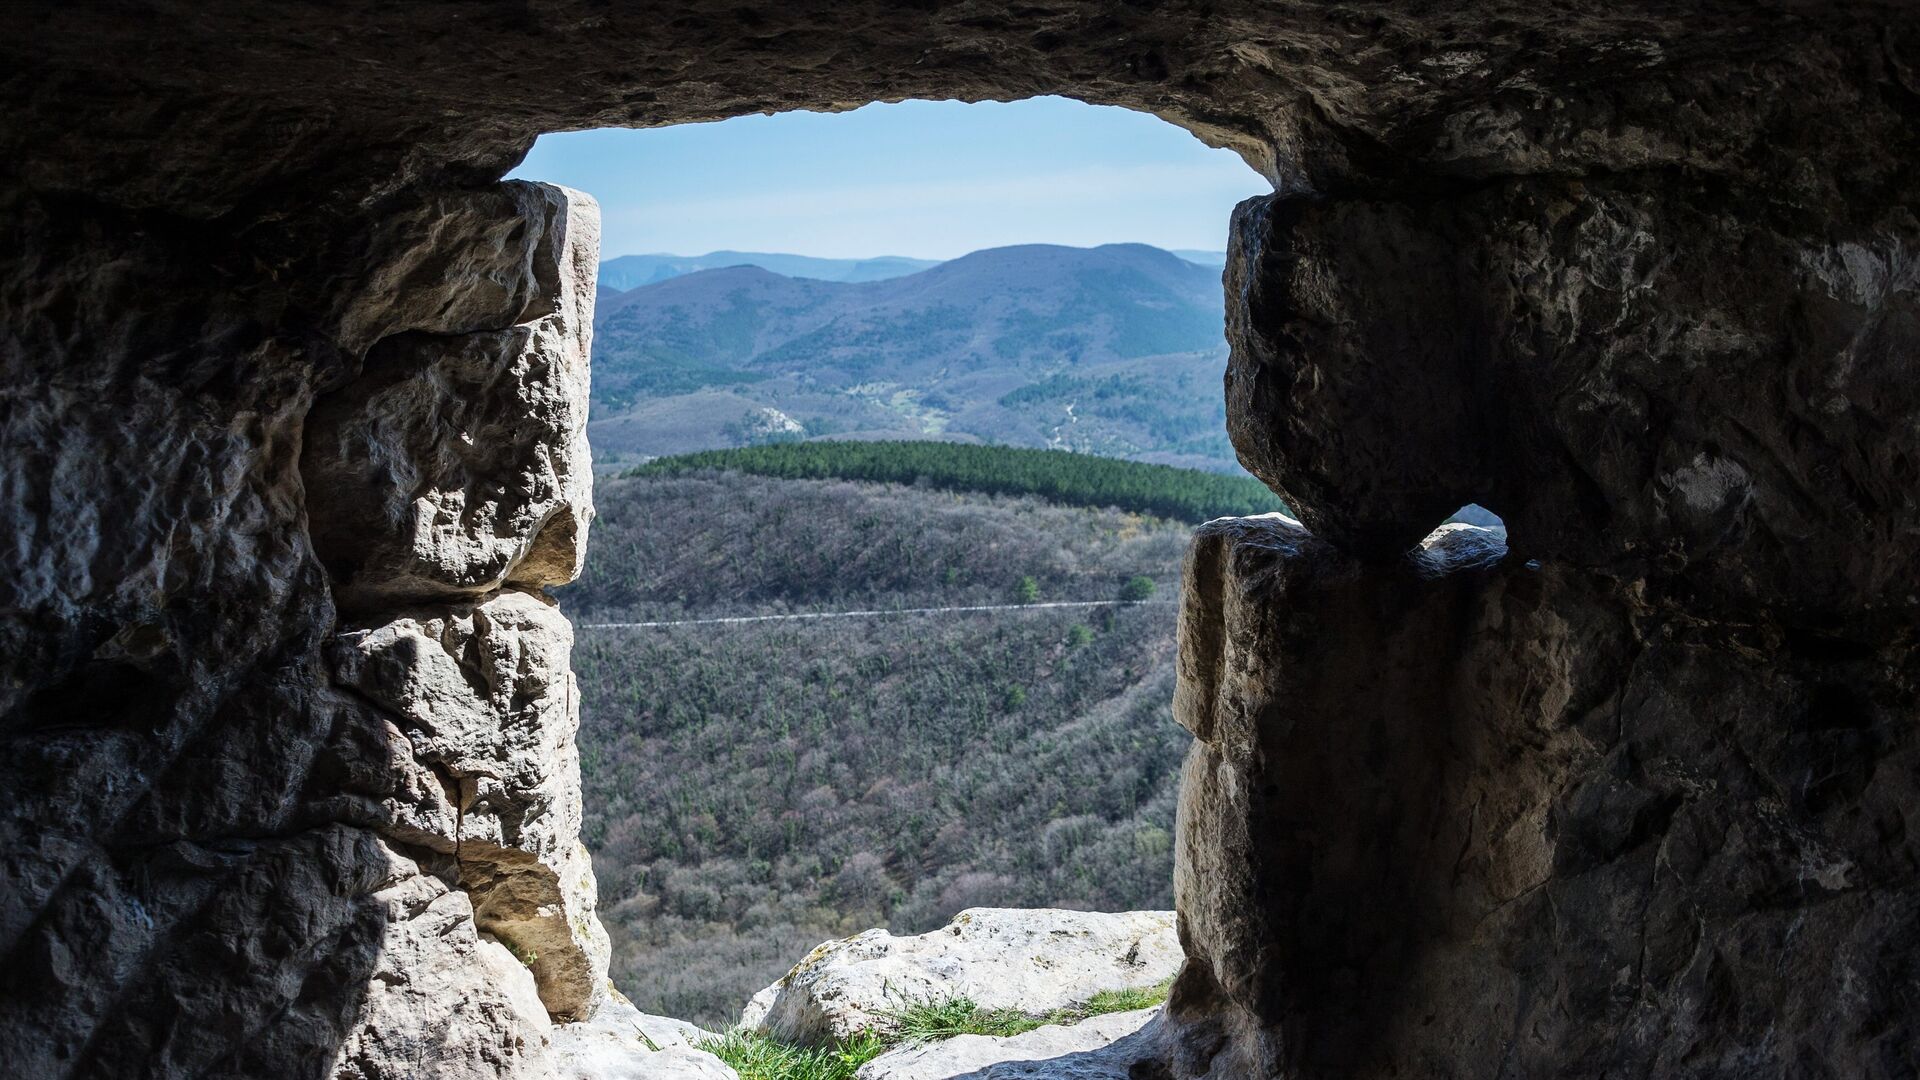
600 240 1229 262
509 97 1269 261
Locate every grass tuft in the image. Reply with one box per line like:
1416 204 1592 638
881 977 1174 1043
698 1029 887 1080
882 995 1046 1041
701 980 1174 1078
1081 980 1174 1016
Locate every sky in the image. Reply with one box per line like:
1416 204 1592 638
507 96 1269 261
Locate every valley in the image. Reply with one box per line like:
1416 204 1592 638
559 448 1241 1026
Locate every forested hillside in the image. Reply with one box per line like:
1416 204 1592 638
587 243 1237 471
631 441 1286 524
562 468 1198 1025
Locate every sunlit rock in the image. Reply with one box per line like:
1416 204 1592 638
855 1007 1160 1080
745 908 1180 1047
331 588 610 1020
329 843 556 1080
303 183 597 613
549 993 737 1080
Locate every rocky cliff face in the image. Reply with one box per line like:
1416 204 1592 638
1167 516 1918 1076
0 178 620 1077
2 3 1915 1078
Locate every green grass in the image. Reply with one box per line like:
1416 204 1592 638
698 980 1174 1079
888 978 1174 1038
698 1030 888 1080
628 440 1288 523
1080 981 1174 1016
882 996 1047 1041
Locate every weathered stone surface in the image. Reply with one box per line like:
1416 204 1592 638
1162 513 1919 1078
855 1008 1160 1080
1226 181 1920 597
329 563 609 1021
747 909 1180 1047
548 993 737 1080
3 3 1912 222
331 844 556 1080
0 173 620 1076
304 183 597 613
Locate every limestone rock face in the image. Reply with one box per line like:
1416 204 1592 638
4 2 1911 225
330 588 610 1019
1225 182 1920 597
854 1008 1161 1080
747 909 1181 1047
304 182 597 613
0 175 621 1077
304 182 611 1036
1161 513 1919 1078
330 844 556 1080
548 995 738 1080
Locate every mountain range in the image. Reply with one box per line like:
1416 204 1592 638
587 243 1238 472
599 251 945 290
598 248 1228 290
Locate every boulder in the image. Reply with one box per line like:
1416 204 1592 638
745 909 1180 1046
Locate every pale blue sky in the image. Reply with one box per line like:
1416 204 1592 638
508 96 1269 261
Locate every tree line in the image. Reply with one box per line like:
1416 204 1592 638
628 440 1288 523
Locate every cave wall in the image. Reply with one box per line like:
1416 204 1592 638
1 2 1915 1078
1 175 609 1076
1164 151 1919 1076
1168 517 1917 1077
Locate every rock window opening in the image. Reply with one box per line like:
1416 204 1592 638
9 9 1916 1078
511 98 1267 1042
1412 503 1509 574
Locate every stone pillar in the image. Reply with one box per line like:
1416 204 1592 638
0 176 607 1078
1159 180 1920 1076
302 181 614 1067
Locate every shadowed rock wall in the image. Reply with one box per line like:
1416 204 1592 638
1 177 609 1076
1167 517 1917 1077
1175 151 1918 1075
1 2 1914 1077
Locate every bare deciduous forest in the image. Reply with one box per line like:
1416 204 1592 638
563 468 1198 1025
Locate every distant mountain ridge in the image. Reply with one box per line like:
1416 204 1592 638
599 251 942 289
588 242 1238 473
1169 249 1227 268
598 248 1227 289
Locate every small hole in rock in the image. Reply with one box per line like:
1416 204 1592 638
1413 504 1508 574
1444 503 1505 531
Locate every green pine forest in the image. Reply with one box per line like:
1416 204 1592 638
628 440 1289 523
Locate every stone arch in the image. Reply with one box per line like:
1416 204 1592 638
2 5 1917 1078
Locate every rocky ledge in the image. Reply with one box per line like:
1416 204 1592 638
741 908 1181 1048
856 1008 1162 1080
690 908 1185 1079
